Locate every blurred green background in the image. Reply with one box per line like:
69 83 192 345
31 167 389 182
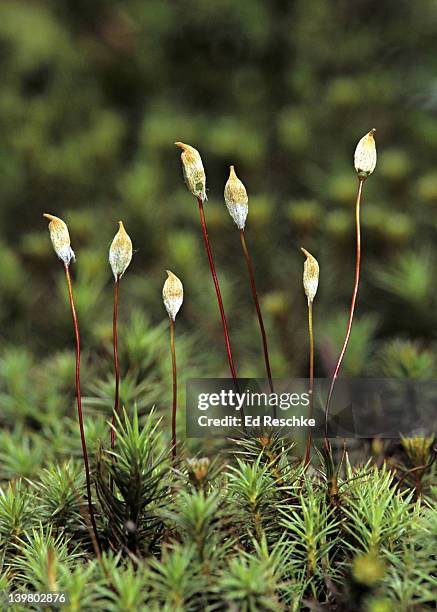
1 0 437 463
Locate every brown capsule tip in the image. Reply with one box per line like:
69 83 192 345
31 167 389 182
175 142 200 158
301 247 311 258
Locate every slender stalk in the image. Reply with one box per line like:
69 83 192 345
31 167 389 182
111 275 120 450
305 300 314 465
324 178 365 446
197 197 238 381
63 264 101 551
239 230 274 393
169 318 177 461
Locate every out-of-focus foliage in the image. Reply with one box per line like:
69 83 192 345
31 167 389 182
1 0 437 384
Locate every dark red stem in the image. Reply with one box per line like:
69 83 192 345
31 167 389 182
305 301 314 465
324 178 365 447
170 318 177 461
111 276 120 449
64 264 101 552
239 229 274 393
197 197 238 381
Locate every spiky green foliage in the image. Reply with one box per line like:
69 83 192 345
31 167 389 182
342 466 418 554
162 489 225 563
0 406 434 610
96 408 170 553
57 561 104 612
217 546 285 611
101 561 150 612
227 456 278 542
0 427 47 481
279 480 340 600
28 461 86 538
0 481 37 560
148 544 207 611
9 525 81 591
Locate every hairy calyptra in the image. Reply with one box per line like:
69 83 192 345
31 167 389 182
224 165 249 230
175 142 207 202
354 129 377 178
301 248 319 306
109 221 132 279
43 213 75 265
163 270 184 321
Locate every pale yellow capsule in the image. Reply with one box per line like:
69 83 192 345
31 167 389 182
109 221 133 279
224 165 248 230
43 213 75 265
175 142 207 202
301 248 319 305
354 129 377 178
163 270 183 321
